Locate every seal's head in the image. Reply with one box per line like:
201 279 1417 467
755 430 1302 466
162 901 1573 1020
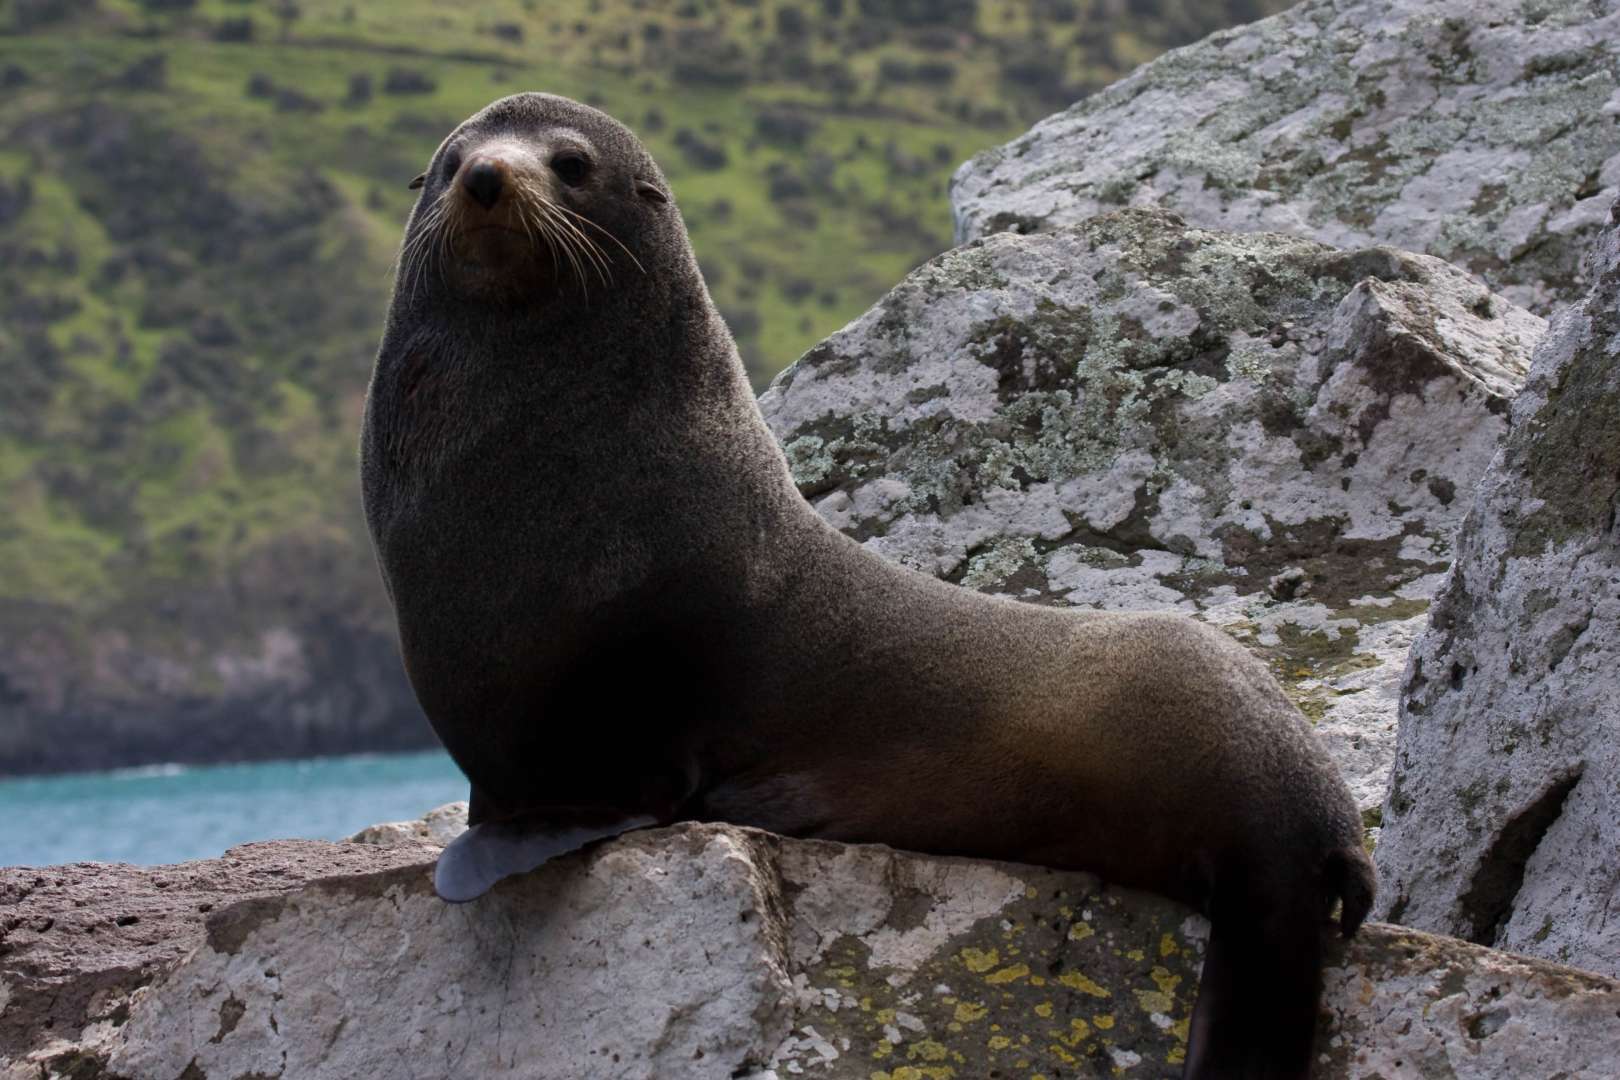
396 93 674 306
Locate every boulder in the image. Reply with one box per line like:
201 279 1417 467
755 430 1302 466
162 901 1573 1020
4 827 1618 1079
1374 199 1620 976
951 0 1620 315
759 208 1542 814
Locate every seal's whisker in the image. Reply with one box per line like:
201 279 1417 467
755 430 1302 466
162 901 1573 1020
560 213 616 285
530 200 593 285
398 220 433 305
518 178 610 290
399 194 454 305
543 203 612 289
514 195 565 288
513 179 566 281
514 177 586 294
529 191 595 300
552 202 646 276
538 205 588 299
434 197 461 293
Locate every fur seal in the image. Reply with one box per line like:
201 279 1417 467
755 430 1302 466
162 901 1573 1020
360 92 1375 1079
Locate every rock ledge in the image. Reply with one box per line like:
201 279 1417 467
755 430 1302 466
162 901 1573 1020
4 826 1618 1080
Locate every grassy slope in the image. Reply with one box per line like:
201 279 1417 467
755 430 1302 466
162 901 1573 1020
0 0 1286 754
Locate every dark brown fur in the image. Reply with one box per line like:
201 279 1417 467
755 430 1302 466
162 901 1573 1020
360 93 1375 1079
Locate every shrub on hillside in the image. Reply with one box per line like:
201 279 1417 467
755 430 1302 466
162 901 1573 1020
383 68 437 95
672 128 728 170
213 16 254 41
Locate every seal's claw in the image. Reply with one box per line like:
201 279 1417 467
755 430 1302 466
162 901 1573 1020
433 815 657 903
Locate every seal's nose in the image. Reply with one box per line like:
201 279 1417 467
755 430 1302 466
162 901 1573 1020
463 161 504 210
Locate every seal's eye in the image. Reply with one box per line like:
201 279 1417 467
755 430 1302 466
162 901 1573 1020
441 151 462 182
551 152 591 186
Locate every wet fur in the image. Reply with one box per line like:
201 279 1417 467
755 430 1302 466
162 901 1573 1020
360 93 1375 1080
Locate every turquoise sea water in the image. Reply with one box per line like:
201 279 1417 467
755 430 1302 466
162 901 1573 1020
0 750 466 867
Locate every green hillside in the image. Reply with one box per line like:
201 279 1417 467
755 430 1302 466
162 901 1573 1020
0 0 1287 773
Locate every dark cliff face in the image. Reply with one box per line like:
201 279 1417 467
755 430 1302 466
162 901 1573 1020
0 610 430 776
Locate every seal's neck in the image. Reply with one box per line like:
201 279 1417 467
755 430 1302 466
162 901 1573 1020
369 261 787 521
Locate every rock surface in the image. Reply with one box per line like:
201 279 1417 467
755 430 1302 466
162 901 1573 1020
952 0 1620 315
0 841 429 1071
760 208 1542 813
346 800 469 849
5 827 1619 1080
1374 200 1620 977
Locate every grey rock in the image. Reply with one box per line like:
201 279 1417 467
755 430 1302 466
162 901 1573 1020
760 208 1541 813
6 828 1618 1080
952 0 1620 315
1374 199 1620 977
0 840 429 1068
347 800 469 849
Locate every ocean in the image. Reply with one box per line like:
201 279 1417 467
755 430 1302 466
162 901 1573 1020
0 750 466 868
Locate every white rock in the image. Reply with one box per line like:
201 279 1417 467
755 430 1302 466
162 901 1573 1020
347 801 469 849
952 0 1620 315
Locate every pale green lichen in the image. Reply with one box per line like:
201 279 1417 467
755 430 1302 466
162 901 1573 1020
960 538 1041 591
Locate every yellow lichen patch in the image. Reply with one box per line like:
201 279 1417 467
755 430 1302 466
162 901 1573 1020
986 963 1031 985
1026 886 1039 900
1063 1017 1092 1045
1125 948 1145 961
1134 988 1175 1014
960 947 1000 974
988 1036 1012 1051
1171 1016 1190 1043
953 1002 988 1023
873 1040 895 1060
871 1068 955 1080
877 1008 898 1023
1159 933 1179 958
1059 906 1074 918
1150 965 1182 999
1067 922 1095 942
1057 971 1111 998
1168 1045 1186 1066
1033 1002 1054 1018
1029 975 1047 987
1093 1014 1115 1030
906 1040 950 1062
1048 1043 1078 1064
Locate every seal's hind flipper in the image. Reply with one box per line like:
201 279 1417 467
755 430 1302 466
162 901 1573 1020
434 815 656 903
1183 866 1325 1079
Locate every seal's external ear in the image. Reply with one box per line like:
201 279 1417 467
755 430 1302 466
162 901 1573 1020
408 173 426 190
635 179 668 204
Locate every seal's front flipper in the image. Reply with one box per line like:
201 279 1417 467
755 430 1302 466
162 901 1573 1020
433 814 656 903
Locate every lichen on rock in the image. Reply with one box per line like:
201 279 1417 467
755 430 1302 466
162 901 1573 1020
952 0 1620 316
